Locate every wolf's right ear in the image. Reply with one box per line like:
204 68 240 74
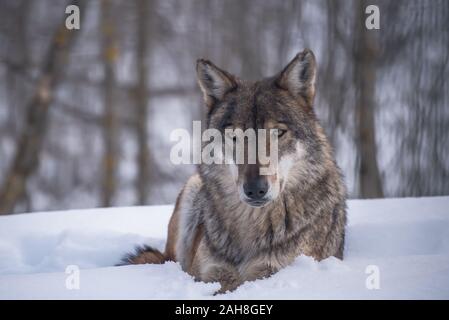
196 59 237 108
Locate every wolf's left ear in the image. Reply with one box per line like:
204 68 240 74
276 49 316 105
196 59 237 108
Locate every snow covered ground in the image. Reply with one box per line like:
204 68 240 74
0 196 448 299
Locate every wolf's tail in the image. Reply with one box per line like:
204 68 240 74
117 245 167 266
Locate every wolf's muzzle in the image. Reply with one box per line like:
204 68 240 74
243 178 269 200
241 177 271 207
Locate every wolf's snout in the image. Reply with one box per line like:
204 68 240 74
243 178 269 200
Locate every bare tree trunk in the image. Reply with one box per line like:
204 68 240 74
101 0 119 207
135 0 151 205
320 0 345 148
353 0 383 198
0 0 85 214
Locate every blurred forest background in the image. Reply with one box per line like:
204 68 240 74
0 0 448 215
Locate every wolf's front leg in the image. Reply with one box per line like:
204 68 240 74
240 260 278 283
202 264 242 295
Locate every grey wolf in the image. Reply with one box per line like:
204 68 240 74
121 49 347 294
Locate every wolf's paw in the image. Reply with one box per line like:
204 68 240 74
204 266 241 295
213 281 241 295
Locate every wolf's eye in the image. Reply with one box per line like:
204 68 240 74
274 129 287 138
225 128 237 142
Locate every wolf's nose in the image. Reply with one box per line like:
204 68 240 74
243 178 269 200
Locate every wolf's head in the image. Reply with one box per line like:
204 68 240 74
197 49 327 208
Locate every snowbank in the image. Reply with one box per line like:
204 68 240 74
0 197 449 299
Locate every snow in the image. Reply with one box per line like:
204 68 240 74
0 197 449 299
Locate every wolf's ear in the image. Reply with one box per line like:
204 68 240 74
276 49 316 105
196 59 237 108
